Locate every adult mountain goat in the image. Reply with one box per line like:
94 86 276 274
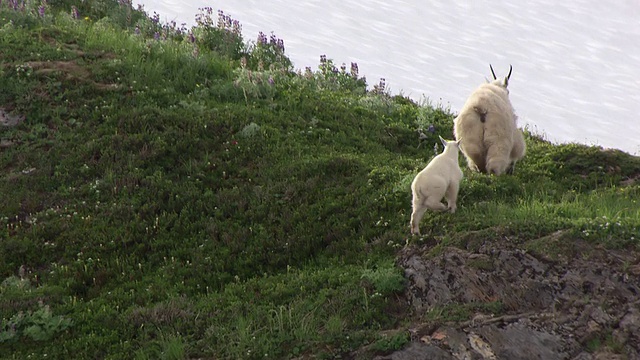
410 136 463 235
454 65 526 175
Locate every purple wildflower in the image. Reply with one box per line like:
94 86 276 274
151 11 160 25
372 77 386 94
71 6 79 19
232 20 242 35
340 63 347 73
196 7 213 27
350 62 359 77
277 39 285 52
427 124 436 133
153 32 160 40
134 25 141 35
188 32 196 43
217 10 225 28
38 5 45 17
257 31 268 45
268 76 275 86
320 55 327 63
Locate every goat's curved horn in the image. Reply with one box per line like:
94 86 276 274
507 64 513 80
489 64 497 80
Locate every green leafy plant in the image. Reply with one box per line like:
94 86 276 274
0 303 73 343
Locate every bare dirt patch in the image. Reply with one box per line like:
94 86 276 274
25 60 118 90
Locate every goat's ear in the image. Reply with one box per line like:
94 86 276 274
439 135 447 148
502 77 509 88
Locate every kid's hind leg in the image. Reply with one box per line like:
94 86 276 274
424 196 448 212
410 203 428 235
444 182 460 213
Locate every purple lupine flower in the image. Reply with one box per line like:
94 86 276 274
153 32 160 40
350 62 359 77
38 5 45 18
372 77 386 94
257 31 268 45
151 11 160 25
268 76 275 86
188 31 196 43
320 54 327 63
277 39 285 52
340 63 347 73
269 33 277 46
71 6 79 19
134 25 141 35
217 10 225 28
232 20 241 35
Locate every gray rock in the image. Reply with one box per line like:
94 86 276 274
386 240 640 359
373 342 455 360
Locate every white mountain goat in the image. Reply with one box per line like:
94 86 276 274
453 65 526 175
410 136 463 235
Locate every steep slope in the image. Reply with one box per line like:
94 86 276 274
1 2 639 359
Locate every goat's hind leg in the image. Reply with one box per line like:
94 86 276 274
424 196 448 212
410 203 429 235
444 182 460 213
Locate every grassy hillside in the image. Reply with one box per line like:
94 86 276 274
1 1 639 359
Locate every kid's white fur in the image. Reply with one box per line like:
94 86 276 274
410 136 463 235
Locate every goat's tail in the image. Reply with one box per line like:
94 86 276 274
473 106 488 123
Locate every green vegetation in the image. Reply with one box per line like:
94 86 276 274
0 1 639 358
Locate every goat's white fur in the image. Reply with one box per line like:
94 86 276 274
454 71 526 175
410 136 463 235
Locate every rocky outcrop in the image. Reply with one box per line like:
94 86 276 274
375 238 640 359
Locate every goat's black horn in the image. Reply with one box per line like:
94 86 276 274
489 64 497 80
507 64 513 80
